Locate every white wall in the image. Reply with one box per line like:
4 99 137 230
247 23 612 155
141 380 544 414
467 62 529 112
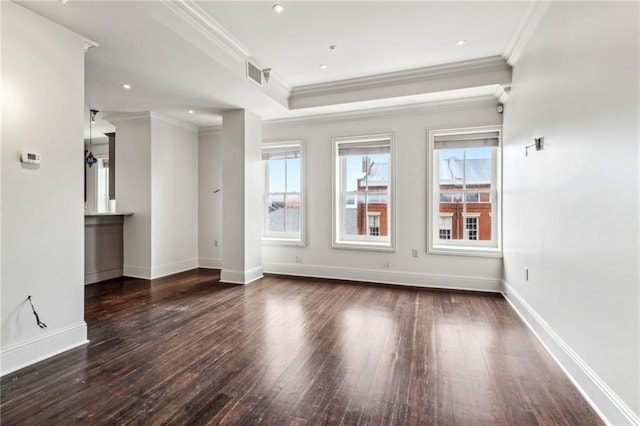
502 2 639 424
150 117 199 277
197 99 504 291
1 2 87 375
112 113 198 279
198 129 223 268
261 101 503 290
114 115 153 278
220 109 263 284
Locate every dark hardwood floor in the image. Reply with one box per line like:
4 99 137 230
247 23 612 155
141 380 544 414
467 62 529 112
1 269 602 425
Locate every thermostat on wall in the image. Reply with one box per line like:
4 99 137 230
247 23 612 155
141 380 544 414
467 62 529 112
21 151 41 164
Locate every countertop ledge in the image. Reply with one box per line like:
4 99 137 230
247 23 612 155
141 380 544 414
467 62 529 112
85 212 133 217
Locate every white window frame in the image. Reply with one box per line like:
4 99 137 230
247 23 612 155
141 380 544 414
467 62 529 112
332 133 396 251
427 125 502 257
262 140 305 246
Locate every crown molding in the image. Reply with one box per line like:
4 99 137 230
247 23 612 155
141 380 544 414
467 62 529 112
292 56 509 97
199 126 223 137
104 111 198 132
155 0 291 104
83 37 99 52
494 84 511 104
289 56 511 110
503 1 552 66
264 95 499 126
160 0 250 61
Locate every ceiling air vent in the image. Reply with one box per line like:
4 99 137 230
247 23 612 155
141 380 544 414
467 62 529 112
246 61 262 86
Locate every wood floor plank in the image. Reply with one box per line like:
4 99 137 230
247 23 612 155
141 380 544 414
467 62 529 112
1 270 604 425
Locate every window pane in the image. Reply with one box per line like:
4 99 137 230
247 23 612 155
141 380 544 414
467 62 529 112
268 158 286 193
284 193 301 234
267 193 285 233
465 147 492 187
286 157 300 192
439 149 464 189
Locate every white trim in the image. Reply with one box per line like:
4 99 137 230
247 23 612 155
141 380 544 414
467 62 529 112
332 133 396 251
150 258 198 279
198 257 222 269
427 125 502 256
123 264 152 279
1 322 88 376
264 96 499 126
263 262 501 293
83 37 99 52
503 282 640 426
160 0 252 61
85 267 123 285
199 125 223 137
262 140 306 246
503 1 552 66
104 111 198 132
292 56 509 98
220 266 264 285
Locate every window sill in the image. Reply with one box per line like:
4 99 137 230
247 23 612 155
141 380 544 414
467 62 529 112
262 237 305 247
332 241 395 252
428 245 503 259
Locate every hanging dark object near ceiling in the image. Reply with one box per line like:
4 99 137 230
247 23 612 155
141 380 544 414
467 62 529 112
86 109 99 167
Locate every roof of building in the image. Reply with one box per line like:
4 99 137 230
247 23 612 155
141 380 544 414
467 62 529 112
439 157 491 185
358 162 388 187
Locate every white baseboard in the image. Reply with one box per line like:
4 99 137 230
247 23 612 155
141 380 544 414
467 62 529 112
84 267 123 285
503 282 639 426
123 264 151 279
151 258 198 279
198 257 222 269
124 259 199 280
262 262 502 292
220 265 263 285
1 322 88 376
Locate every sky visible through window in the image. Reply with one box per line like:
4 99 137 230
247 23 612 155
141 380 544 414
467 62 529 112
268 157 300 193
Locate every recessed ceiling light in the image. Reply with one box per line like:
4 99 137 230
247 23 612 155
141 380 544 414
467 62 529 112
272 3 284 13
188 110 194 114
121 83 132 90
456 40 466 46
320 64 328 69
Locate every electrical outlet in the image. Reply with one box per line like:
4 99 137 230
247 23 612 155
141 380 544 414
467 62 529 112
412 249 418 258
525 267 529 281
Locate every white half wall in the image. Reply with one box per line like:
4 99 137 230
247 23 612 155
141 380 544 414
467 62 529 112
502 2 639 424
1 2 88 375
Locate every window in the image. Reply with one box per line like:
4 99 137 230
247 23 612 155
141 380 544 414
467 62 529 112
262 141 304 245
333 133 395 250
439 214 453 240
428 126 501 256
367 213 380 236
465 215 478 240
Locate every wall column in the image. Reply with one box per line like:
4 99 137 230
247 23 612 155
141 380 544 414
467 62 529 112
221 109 263 284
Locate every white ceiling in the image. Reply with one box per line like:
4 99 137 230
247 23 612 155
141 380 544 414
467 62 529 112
16 1 534 137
